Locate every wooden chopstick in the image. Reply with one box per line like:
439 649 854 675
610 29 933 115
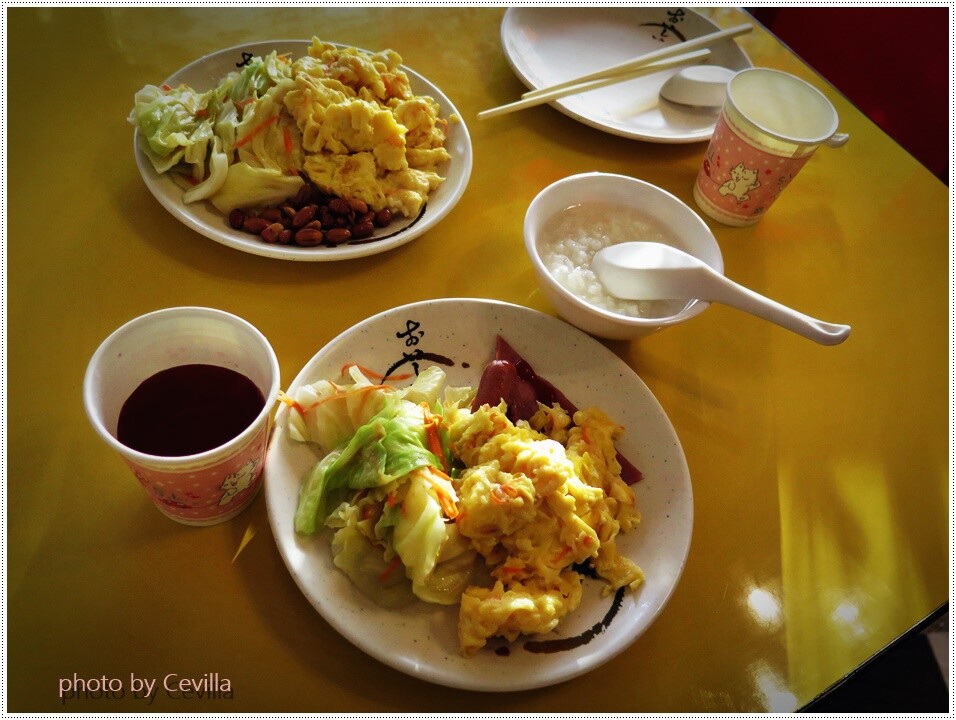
520 22 753 101
478 49 710 121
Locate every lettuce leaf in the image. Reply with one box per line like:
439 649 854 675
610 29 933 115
294 403 440 534
391 473 448 590
220 51 292 105
286 365 385 451
182 136 229 203
287 365 449 451
328 504 417 609
130 84 215 178
208 162 304 213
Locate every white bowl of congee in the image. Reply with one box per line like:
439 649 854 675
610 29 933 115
524 172 723 340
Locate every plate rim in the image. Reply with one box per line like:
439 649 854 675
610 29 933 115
264 297 693 691
133 39 473 261
499 7 752 144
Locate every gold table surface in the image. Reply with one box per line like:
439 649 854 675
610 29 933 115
7 7 948 713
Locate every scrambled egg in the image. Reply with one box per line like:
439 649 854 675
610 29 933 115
284 39 452 217
447 402 643 656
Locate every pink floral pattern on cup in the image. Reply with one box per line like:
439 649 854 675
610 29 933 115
124 421 271 525
694 111 811 226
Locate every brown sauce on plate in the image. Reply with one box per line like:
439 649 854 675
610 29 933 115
523 586 627 655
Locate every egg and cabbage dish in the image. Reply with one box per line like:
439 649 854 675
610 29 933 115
130 38 453 218
285 360 643 657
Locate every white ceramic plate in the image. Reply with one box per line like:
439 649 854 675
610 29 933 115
133 40 472 261
264 298 693 691
500 7 752 143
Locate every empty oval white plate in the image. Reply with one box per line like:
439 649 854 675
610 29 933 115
500 7 751 143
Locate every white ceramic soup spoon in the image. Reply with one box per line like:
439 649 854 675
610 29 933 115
660 65 737 108
592 242 851 345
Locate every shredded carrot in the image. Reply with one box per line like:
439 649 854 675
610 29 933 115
277 391 306 415
421 405 449 473
161 83 172 92
283 383 385 416
378 556 402 582
434 487 458 519
195 107 210 119
490 483 518 505
418 467 458 519
235 114 278 147
340 363 413 383
551 546 572 565
282 125 294 155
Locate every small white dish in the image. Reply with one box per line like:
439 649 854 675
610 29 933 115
264 298 693 691
133 40 472 261
500 7 751 143
524 172 724 340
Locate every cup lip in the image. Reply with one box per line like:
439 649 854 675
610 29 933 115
727 67 839 146
83 306 281 469
524 172 720 330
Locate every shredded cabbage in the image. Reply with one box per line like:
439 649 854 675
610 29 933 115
208 163 304 213
129 49 298 210
130 84 214 177
289 366 480 606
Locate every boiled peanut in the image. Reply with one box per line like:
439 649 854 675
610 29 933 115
350 221 375 239
292 183 314 207
325 227 352 244
294 228 324 246
260 222 285 244
292 204 317 228
242 216 272 234
228 179 398 249
328 198 352 216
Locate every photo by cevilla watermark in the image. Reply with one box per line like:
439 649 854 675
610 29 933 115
58 672 233 706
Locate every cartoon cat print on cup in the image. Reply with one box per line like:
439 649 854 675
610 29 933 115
718 163 761 202
219 459 258 505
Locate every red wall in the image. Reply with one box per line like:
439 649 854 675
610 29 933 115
749 7 949 183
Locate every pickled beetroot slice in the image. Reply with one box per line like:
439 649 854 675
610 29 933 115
471 336 642 484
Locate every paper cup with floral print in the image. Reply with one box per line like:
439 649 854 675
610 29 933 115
694 68 843 226
84 307 280 526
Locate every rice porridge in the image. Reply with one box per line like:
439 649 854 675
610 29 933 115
538 202 694 318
